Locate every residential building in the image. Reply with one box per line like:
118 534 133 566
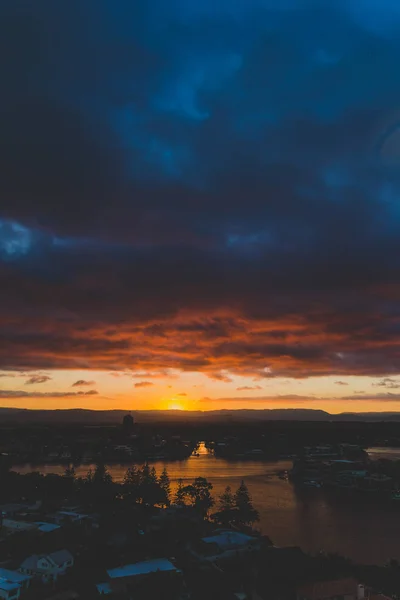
97 558 183 596
19 549 74 583
0 568 31 600
2 520 37 533
0 580 21 600
190 530 265 562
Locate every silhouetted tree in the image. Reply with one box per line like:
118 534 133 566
219 485 234 511
211 485 236 526
184 477 214 517
93 461 113 486
150 466 158 482
234 480 259 526
138 464 165 507
159 467 171 507
174 479 186 506
80 462 114 509
123 466 140 504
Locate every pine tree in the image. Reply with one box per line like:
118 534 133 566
219 486 234 511
123 465 139 486
159 467 171 506
93 461 112 485
150 466 158 483
140 463 151 483
234 480 259 526
174 478 186 506
211 485 235 525
123 466 140 503
139 464 164 507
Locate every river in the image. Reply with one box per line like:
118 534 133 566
12 445 400 565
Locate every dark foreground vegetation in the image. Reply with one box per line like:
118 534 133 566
0 457 399 599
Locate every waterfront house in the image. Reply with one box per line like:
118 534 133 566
19 549 74 583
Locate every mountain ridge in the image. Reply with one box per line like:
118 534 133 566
0 407 399 423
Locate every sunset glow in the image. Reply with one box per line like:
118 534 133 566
168 402 185 411
2 1 400 415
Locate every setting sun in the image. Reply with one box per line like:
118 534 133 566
168 402 185 411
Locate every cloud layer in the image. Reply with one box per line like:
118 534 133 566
0 390 98 399
2 1 400 386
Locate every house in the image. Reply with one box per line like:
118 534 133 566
1 519 59 535
19 549 74 583
107 558 180 580
0 568 31 600
190 530 265 562
34 522 61 533
2 520 37 533
0 502 41 518
0 580 21 600
297 578 365 600
97 558 183 596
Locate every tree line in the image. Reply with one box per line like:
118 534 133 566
0 460 259 528
66 462 259 526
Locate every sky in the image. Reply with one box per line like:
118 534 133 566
3 1 400 412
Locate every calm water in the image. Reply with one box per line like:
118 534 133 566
13 445 400 565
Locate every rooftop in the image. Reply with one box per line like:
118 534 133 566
49 549 73 566
0 568 30 583
35 522 61 533
21 549 73 571
107 559 178 579
0 579 21 592
202 531 256 551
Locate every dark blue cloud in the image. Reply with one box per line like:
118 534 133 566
2 1 400 377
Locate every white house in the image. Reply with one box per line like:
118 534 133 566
19 549 74 583
0 568 31 600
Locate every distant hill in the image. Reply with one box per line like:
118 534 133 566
0 407 400 424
